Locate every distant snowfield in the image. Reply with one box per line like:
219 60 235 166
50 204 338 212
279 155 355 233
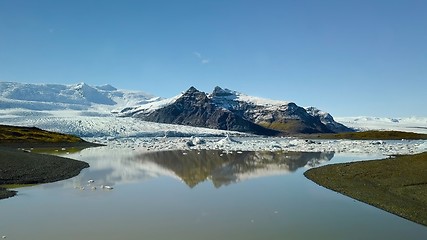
1 109 427 156
336 116 427 134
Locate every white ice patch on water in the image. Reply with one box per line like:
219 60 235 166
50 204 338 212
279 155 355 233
88 136 427 156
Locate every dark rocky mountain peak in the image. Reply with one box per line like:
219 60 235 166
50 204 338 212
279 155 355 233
184 86 200 94
131 86 352 135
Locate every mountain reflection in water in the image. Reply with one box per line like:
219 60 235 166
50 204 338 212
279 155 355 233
131 150 334 188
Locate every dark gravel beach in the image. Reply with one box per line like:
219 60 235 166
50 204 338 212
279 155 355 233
0 125 98 199
0 147 89 199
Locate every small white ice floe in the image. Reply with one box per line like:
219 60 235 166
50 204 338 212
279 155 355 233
101 185 114 190
88 179 95 183
2 235 6 239
91 186 97 191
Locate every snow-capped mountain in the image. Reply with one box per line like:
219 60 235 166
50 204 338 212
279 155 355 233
123 86 351 135
128 86 280 136
209 87 353 133
0 82 159 114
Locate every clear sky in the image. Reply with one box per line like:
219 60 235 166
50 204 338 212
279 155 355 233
1 0 426 117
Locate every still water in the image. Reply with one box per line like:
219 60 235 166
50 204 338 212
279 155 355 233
1 147 427 240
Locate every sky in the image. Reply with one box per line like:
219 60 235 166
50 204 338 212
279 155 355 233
0 0 426 117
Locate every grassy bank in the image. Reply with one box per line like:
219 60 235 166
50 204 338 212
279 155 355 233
306 130 427 140
0 124 100 148
304 152 427 226
0 124 82 143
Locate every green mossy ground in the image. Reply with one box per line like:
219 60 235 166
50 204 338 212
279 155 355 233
0 124 82 143
306 130 427 140
305 152 427 226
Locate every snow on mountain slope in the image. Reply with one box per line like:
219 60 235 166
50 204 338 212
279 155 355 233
209 86 291 110
115 93 183 117
336 117 427 134
306 107 354 133
0 82 159 114
209 87 347 133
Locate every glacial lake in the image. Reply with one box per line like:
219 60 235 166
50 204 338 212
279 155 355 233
1 147 427 240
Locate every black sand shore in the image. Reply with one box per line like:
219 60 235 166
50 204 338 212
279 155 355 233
304 152 427 227
0 125 99 200
0 146 90 199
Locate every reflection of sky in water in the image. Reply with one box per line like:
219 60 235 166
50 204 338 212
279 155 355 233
1 148 426 240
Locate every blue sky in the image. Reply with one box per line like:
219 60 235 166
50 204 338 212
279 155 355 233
1 0 426 117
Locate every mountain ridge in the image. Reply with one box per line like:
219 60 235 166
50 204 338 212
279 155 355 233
0 82 353 135
127 86 353 135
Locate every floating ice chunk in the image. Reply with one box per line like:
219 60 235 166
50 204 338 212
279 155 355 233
193 137 205 145
101 185 114 190
370 140 385 145
217 135 241 145
185 136 206 147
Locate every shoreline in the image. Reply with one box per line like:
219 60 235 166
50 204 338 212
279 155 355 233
304 152 427 227
0 143 95 200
